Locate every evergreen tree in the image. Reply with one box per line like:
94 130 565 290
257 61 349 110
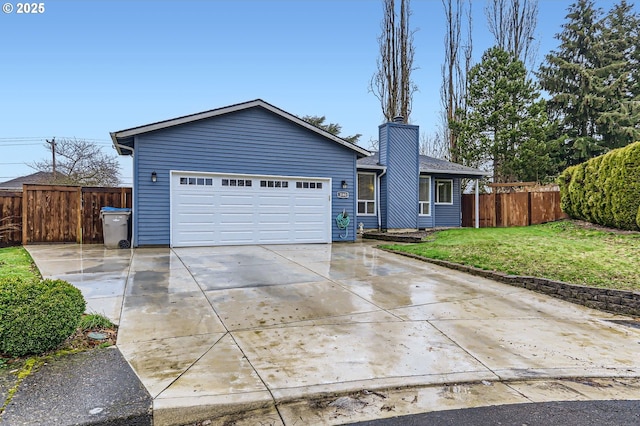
537 0 604 166
597 0 640 147
538 0 640 166
301 115 362 144
456 47 553 183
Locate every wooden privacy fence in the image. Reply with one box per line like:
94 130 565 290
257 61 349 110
462 191 568 228
0 184 132 246
0 191 23 245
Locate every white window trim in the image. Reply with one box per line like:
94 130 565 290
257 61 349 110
435 179 454 205
357 172 377 216
419 175 431 216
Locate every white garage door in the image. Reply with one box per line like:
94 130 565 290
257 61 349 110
171 172 331 247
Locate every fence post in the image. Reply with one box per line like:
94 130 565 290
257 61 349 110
21 184 27 245
76 187 83 244
474 180 479 228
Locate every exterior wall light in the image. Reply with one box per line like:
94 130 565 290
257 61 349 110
341 180 347 189
151 171 157 183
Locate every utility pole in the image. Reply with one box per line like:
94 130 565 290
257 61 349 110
46 137 56 178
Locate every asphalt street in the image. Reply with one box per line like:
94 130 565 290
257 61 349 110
349 400 640 426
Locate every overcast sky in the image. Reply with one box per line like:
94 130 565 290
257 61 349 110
1 0 634 185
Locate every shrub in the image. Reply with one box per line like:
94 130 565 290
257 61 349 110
558 142 640 231
0 277 86 357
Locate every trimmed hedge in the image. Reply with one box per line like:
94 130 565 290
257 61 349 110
558 142 640 231
0 277 86 357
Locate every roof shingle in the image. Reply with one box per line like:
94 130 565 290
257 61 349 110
357 152 489 177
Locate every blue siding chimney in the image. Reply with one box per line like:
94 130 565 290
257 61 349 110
378 121 419 230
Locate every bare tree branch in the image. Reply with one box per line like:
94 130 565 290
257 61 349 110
420 131 448 158
485 0 539 68
441 0 473 162
31 138 121 187
370 0 418 123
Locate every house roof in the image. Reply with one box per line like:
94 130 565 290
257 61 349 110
357 152 490 177
0 171 59 190
110 99 371 157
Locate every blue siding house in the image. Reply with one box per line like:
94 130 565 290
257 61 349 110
356 118 489 231
111 100 486 247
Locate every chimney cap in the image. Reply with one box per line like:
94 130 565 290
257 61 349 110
392 116 404 123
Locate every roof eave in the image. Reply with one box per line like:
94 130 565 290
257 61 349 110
111 132 134 156
420 168 491 177
110 99 370 158
356 164 387 170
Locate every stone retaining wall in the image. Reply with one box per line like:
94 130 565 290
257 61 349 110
383 249 640 317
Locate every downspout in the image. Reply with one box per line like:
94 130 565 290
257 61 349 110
377 168 387 231
475 179 480 228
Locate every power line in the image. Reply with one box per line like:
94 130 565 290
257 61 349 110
0 137 113 145
0 137 49 140
0 143 48 146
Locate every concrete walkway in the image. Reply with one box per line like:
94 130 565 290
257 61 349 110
26 242 640 426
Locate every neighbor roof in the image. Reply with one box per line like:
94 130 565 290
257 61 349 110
357 152 490 177
0 171 60 191
110 99 371 157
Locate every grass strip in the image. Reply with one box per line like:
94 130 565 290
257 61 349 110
0 247 40 281
383 221 640 291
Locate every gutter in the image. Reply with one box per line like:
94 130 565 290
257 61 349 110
420 168 491 177
110 132 134 157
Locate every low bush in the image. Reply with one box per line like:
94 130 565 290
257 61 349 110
0 277 86 357
558 142 640 231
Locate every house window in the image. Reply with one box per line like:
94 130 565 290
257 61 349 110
419 176 431 215
295 181 322 189
357 173 376 215
260 180 288 188
180 176 214 186
222 178 252 187
435 179 453 204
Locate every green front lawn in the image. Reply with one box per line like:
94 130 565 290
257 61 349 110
383 221 640 291
0 247 40 281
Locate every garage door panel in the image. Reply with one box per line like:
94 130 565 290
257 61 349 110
259 200 291 209
293 195 326 204
178 231 216 244
172 173 330 247
175 197 214 212
218 230 254 244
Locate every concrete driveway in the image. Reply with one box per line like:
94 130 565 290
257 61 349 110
27 242 640 426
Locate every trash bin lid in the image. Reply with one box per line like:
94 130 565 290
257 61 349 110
101 207 131 213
